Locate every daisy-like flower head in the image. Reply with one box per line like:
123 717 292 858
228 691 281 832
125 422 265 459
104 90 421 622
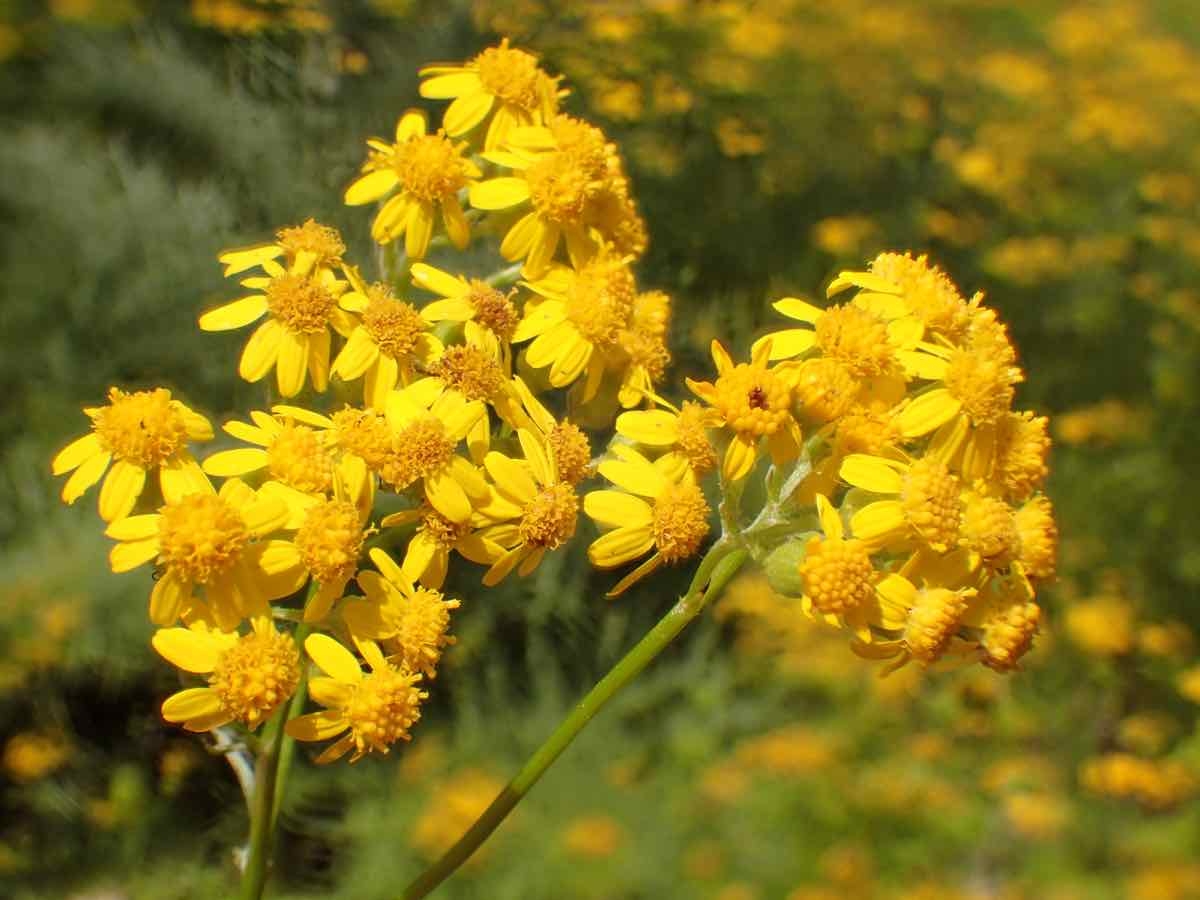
286 634 427 764
584 445 711 597
470 115 620 277
419 38 561 150
379 502 502 591
344 548 461 678
377 382 489 524
615 289 672 409
344 109 480 260
615 398 720 481
411 262 521 362
53 387 213 522
511 250 638 394
217 218 346 279
105 474 305 630
839 453 962 552
1013 494 1058 583
332 267 443 409
953 409 1051 501
199 254 355 398
152 615 300 732
257 459 375 623
510 376 594 486
202 409 336 495
795 494 883 640
959 486 1020 573
474 429 580 585
685 339 803 482
974 574 1041 672
829 251 973 342
854 572 978 668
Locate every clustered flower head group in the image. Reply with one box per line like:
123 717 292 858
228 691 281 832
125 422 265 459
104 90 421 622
53 41 1057 766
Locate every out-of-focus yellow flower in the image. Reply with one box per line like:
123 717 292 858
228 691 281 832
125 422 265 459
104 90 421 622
812 216 879 257
1003 791 1068 840
562 814 624 859
1064 594 1135 657
1081 753 1197 811
1055 399 1149 446
52 387 213 522
3 732 70 783
344 110 479 259
152 615 299 732
412 768 506 861
1127 863 1200 900
287 634 426 764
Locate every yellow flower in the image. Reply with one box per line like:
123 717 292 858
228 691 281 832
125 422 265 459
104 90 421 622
380 503 502 591
3 732 70 783
469 116 624 277
419 38 560 150
795 495 883 640
585 445 711 596
202 409 336 495
685 339 802 482
509 376 594 486
615 289 672 408
377 382 489 523
411 262 520 362
510 250 637 394
829 252 973 342
412 768 505 861
562 814 625 859
474 429 580 585
104 474 305 629
343 109 480 260
331 268 442 409
615 398 720 480
343 548 461 678
216 218 346 278
199 254 355 398
152 616 299 732
856 572 976 667
976 575 1042 672
286 634 426 764
839 454 962 552
52 387 213 522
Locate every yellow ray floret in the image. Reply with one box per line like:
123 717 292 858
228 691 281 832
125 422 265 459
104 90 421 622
52 387 213 522
585 445 711 597
286 634 427 764
217 218 346 279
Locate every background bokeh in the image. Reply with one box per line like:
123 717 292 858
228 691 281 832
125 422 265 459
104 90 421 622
2 1 1199 898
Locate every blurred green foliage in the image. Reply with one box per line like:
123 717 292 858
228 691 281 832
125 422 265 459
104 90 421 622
2 1 1199 898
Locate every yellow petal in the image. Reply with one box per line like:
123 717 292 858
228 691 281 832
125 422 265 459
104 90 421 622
606 554 665 598
395 108 428 141
110 537 159 573
286 711 348 742
242 495 290 537
588 527 655 568
442 194 470 250
895 390 961 439
61 450 111 504
218 244 281 277
198 295 268 331
305 633 363 684
584 491 653 528
721 435 757 482
752 328 815 361
597 457 667 499
160 456 213 504
149 571 191 625
152 626 229 673
239 319 283 383
105 514 159 541
161 687 223 724
344 169 399 205
308 677 354 710
419 71 482 99
202 447 270 478
276 331 309 398
773 297 824 322
98 459 146 522
411 263 468 301
308 329 331 393
52 432 103 475
815 493 843 540
425 468 473 524
405 201 435 261
444 90 495 136
839 455 904 494
850 501 906 546
469 177 531 211
826 271 901 297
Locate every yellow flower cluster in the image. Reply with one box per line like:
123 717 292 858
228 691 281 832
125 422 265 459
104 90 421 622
51 40 1057 776
1080 753 1197 811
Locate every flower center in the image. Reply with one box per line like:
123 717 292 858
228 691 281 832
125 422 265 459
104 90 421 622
431 344 505 401
526 152 602 225
833 405 898 456
651 481 711 564
362 286 427 359
209 627 300 728
1014 496 1057 580
267 422 333 494
994 411 1050 501
157 494 249 584
393 133 471 204
294 499 364 584
91 387 189 467
475 42 546 109
945 311 1023 426
563 256 637 347
870 251 969 338
519 482 578 549
267 272 336 334
382 417 455 488
961 492 1019 566
420 506 471 549
814 303 899 378
795 358 859 422
388 587 460 679
980 592 1041 672
276 219 345 267
466 281 519 340
675 402 719 477
904 588 968 663
332 407 392 472
712 365 793 437
798 535 876 615
344 665 426 756
547 422 592 486
901 458 961 551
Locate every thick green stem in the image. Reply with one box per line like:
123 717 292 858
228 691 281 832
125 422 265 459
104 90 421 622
239 622 311 900
399 545 748 900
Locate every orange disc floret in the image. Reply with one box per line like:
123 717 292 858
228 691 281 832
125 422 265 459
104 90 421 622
711 363 794 438
651 481 711 564
905 588 969 663
344 666 426 757
361 286 428 359
814 303 900 378
390 587 461 680
276 219 345 267
519 482 579 550
993 411 1051 501
266 272 337 334
980 594 1041 672
92 387 190 468
901 458 961 551
799 535 876 615
431 345 506 402
1014 495 1058 581
158 494 249 585
795 357 859 423
209 627 301 729
674 401 719 477
546 422 592 486
267 422 333 494
294 499 364 585
960 490 1019 567
466 281 520 341
563 252 638 348
869 251 971 338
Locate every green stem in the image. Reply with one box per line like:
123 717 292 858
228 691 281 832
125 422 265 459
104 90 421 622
239 622 311 900
399 544 748 900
